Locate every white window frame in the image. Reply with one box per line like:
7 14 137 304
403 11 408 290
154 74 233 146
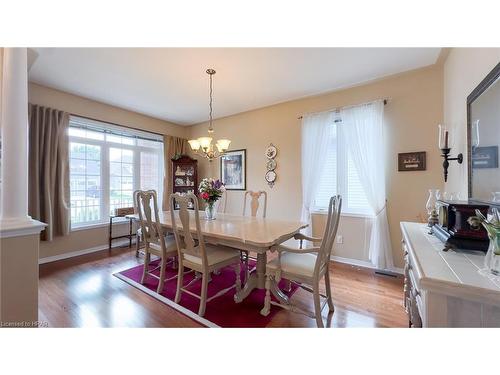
312 121 373 217
69 116 164 229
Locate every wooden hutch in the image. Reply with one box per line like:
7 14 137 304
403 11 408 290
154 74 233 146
171 155 198 199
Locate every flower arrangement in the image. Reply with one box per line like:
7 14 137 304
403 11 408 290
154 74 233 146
198 178 225 204
198 178 225 220
468 208 500 276
468 209 500 255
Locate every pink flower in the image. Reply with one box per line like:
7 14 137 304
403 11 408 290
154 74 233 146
201 192 209 200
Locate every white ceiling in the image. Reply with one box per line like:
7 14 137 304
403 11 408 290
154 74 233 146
29 48 441 125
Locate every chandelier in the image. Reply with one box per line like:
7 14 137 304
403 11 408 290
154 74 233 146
188 68 231 162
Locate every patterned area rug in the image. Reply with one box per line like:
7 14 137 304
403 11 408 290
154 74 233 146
114 259 297 327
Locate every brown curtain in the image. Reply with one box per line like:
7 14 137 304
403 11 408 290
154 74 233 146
28 104 70 241
162 135 188 210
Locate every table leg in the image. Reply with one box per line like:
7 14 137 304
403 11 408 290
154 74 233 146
234 252 267 303
234 251 291 305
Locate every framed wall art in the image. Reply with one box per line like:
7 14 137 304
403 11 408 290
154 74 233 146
220 149 246 190
398 151 426 172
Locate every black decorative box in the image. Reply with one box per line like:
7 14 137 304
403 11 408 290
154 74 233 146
433 200 489 252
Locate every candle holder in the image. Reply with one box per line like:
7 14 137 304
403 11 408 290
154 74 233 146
440 148 463 182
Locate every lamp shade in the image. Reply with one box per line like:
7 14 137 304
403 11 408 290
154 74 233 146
188 139 201 151
198 137 213 149
215 139 231 152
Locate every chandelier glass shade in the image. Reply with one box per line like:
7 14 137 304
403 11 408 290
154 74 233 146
188 69 231 161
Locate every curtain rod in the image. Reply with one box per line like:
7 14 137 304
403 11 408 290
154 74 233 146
69 113 165 137
297 98 389 120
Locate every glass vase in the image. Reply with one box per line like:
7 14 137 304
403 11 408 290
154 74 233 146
205 201 217 220
483 226 500 276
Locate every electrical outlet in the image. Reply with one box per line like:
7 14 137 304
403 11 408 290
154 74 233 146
336 235 343 244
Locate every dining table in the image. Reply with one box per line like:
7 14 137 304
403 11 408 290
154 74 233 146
127 210 308 304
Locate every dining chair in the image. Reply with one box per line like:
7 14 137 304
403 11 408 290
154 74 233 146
217 190 227 214
133 190 143 257
170 193 242 317
261 195 342 327
241 190 268 281
242 190 267 218
136 190 178 294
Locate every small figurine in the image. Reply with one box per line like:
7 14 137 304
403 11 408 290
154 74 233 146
175 166 185 176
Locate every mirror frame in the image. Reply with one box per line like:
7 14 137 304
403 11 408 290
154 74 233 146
467 62 500 203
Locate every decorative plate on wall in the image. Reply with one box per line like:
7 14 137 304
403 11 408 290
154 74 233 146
266 159 277 171
265 170 277 185
265 144 277 159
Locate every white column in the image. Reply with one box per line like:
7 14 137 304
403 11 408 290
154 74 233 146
0 47 30 224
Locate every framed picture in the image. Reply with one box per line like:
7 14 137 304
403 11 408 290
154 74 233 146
220 149 246 190
472 146 499 169
398 151 426 171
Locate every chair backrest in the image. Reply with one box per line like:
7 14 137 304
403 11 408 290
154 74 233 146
133 190 141 213
217 190 227 213
242 190 267 218
135 190 167 252
169 193 208 267
314 195 342 277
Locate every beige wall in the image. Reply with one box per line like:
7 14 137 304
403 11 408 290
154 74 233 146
188 66 444 268
29 83 188 259
444 48 500 196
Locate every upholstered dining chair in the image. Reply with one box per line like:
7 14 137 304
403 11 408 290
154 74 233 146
170 193 242 317
242 190 267 218
135 190 178 294
261 195 342 327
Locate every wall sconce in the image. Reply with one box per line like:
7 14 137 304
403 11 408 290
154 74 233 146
438 124 463 182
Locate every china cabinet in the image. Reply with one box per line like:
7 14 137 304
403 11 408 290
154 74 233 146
171 155 198 197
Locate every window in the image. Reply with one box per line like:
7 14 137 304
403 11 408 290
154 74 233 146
313 118 371 215
69 143 102 225
69 116 164 228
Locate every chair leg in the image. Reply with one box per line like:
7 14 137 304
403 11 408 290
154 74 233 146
140 250 150 284
198 273 209 317
283 279 292 292
260 274 272 316
135 233 141 257
324 270 334 312
313 282 324 328
174 261 184 303
156 257 166 294
235 262 241 293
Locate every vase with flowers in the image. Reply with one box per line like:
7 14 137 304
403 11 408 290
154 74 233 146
199 178 225 220
468 208 500 276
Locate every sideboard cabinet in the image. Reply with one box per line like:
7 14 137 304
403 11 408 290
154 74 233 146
401 222 500 327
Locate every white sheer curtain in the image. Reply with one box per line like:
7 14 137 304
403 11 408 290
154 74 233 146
340 101 394 270
301 111 335 229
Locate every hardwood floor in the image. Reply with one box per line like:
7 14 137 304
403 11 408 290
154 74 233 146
38 246 408 328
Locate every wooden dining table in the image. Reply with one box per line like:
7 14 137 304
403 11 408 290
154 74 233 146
128 211 307 304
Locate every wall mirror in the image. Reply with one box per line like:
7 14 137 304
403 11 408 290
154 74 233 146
467 62 500 205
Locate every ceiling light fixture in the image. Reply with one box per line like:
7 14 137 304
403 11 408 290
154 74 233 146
188 68 231 162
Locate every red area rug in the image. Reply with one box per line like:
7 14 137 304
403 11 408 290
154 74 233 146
114 259 297 327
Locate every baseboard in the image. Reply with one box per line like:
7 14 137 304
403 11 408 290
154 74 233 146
39 239 131 265
330 255 403 275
